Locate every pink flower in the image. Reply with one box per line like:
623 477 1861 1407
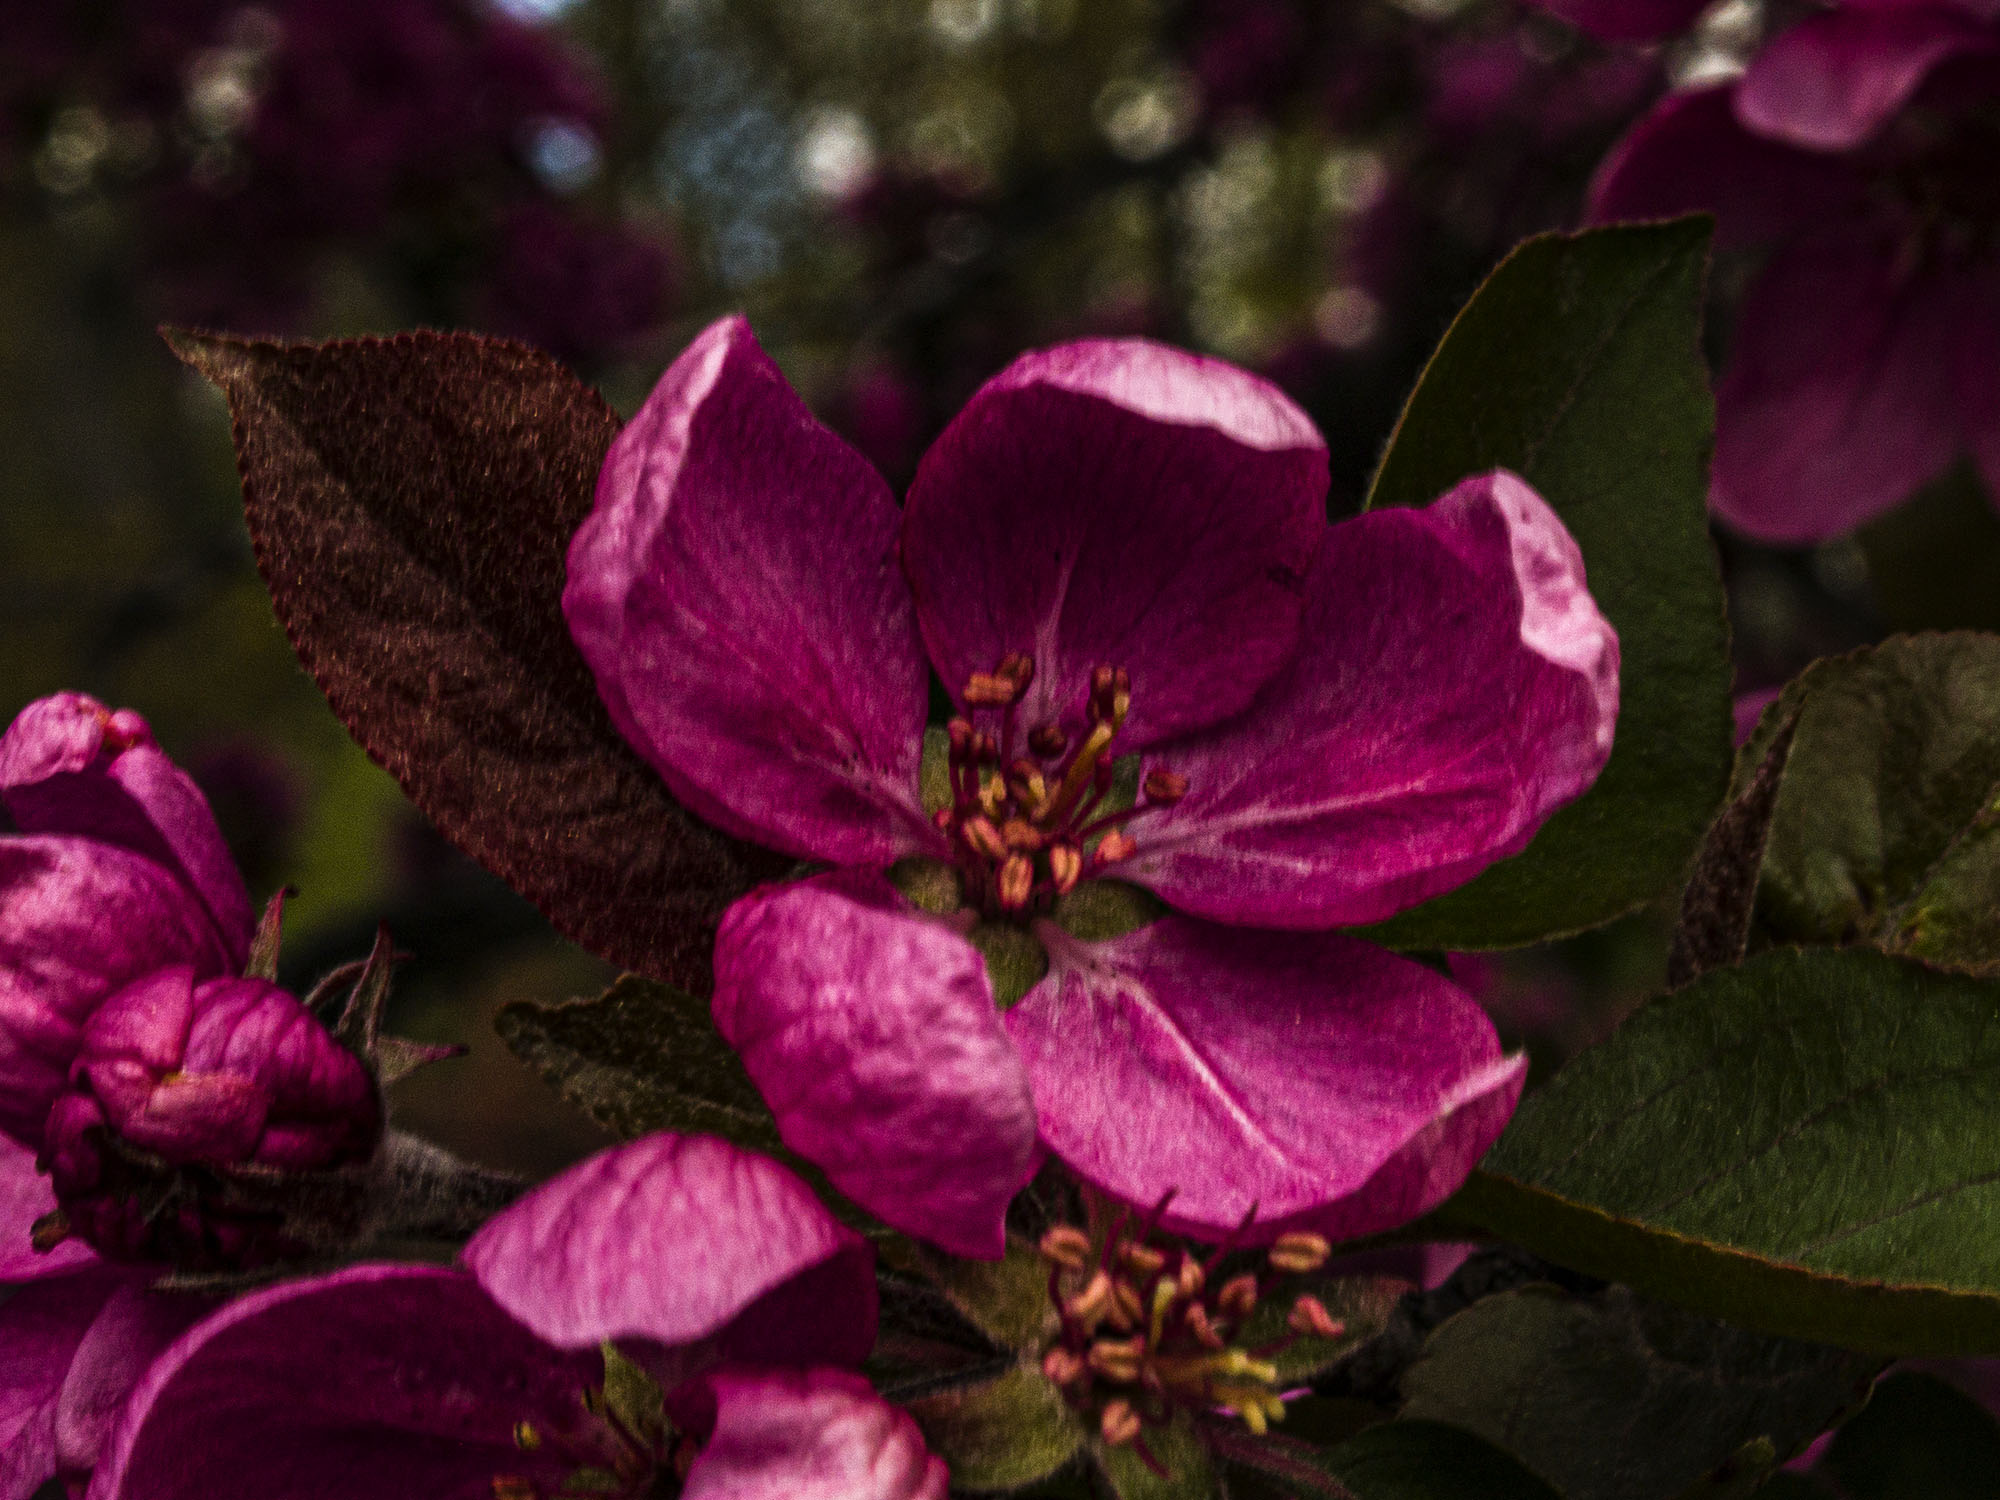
563 317 1620 1256
40 967 381 1270
1587 0 2000 541
91 1134 946 1500
0 695 255 1147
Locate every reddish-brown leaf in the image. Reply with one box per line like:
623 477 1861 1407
168 328 788 991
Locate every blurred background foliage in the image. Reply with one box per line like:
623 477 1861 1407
0 0 1916 1175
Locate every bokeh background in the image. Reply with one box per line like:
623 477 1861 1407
0 0 1933 1178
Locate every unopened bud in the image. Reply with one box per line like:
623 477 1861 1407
997 854 1035 911
962 816 1008 861
1065 1270 1113 1324
1100 1398 1142 1446
1048 842 1084 894
1142 768 1188 805
1287 1295 1346 1340
1028 723 1067 758
1093 830 1137 867
1268 1231 1331 1275
1088 1338 1144 1383
1042 1346 1088 1387
1039 1224 1093 1271
1217 1274 1259 1320
1118 1242 1166 1278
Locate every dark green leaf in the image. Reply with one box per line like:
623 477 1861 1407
1453 947 2000 1354
167 328 787 994
1363 219 1732 950
1235 1274 1406 1387
1220 1420 1562 1500
1858 462 2000 635
1739 633 2000 976
1094 1414 1214 1500
1398 1284 1874 1500
907 1364 1086 1494
495 973 780 1150
1821 1371 2000 1500
887 1233 1061 1353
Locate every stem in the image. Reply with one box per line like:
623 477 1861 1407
364 1130 529 1241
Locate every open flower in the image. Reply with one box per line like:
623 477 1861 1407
92 1133 946 1500
564 317 1619 1256
0 694 255 1146
39 966 381 1270
1587 0 2000 541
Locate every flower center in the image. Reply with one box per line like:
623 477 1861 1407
1035 1198 1345 1472
935 654 1186 919
492 1355 689 1500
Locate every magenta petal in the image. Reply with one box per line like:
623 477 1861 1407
1953 272 2000 506
0 1264 128 1500
93 1264 600 1500
1006 919 1526 1242
464 1133 875 1369
680 1369 948 1500
1587 87 1865 252
0 1136 93 1280
0 695 252 965
0 839 234 1148
564 316 933 866
901 339 1328 751
712 873 1040 1259
1736 6 1993 150
53 1282 213 1482
1126 472 1617 930
1712 240 1963 542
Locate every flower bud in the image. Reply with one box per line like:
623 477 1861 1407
41 966 381 1269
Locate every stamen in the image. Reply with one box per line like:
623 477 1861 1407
1048 843 1083 894
996 854 1034 911
1142 769 1188 805
1216 1274 1258 1320
1040 1225 1093 1270
1267 1232 1332 1275
1100 1399 1143 1446
1028 723 1067 758
1287 1295 1346 1340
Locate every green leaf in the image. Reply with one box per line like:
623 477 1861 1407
495 973 781 1150
1233 1273 1406 1387
1820 1371 2000 1500
1317 1421 1566 1500
1857 462 2000 635
888 1233 1061 1353
908 1364 1086 1494
1094 1414 1215 1500
1739 633 2000 976
1451 947 2000 1355
1363 219 1732 950
1398 1284 1875 1500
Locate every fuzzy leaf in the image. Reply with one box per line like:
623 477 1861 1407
908 1364 1086 1495
167 328 788 992
495 973 780 1149
1217 1421 1564 1500
1739 633 2000 976
1452 947 2000 1355
1234 1274 1405 1387
1364 219 1732 950
1399 1284 1875 1500
1094 1414 1214 1500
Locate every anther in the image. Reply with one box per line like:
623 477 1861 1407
947 718 974 757
962 816 1008 862
1040 1225 1094 1270
1287 1295 1347 1340
1093 830 1137 866
1001 818 1044 852
997 854 1034 911
1175 1256 1205 1299
29 1210 71 1253
1008 762 1048 811
1065 1270 1113 1324
1042 1347 1089 1387
997 652 1035 692
1184 1303 1227 1350
1119 1243 1167 1278
1028 723 1068 758
513 1421 542 1452
1100 1399 1143 1446
1217 1274 1259 1320
492 1478 536 1500
1107 1279 1146 1332
1142 769 1188 806
964 673 1021 708
1088 1338 1144 1383
1048 842 1084 894
1267 1231 1332 1275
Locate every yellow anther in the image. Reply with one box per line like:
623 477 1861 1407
964 672 1021 707
1048 842 1084 894
1118 1243 1167 1278
1042 1346 1089 1387
1001 817 1044 852
1100 1398 1143 1446
1176 1256 1205 1299
1217 1274 1258 1320
978 775 1008 819
1268 1231 1332 1275
1287 1295 1346 1340
1093 829 1137 866
1149 1277 1179 1345
512 1421 542 1451
1009 764 1048 814
963 814 1008 861
1039 1225 1093 1271
1065 1270 1113 1325
1183 1302 1227 1350
1142 768 1188 805
1107 1278 1146 1332
1042 720 1117 826
997 853 1035 911
1088 1338 1145 1383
